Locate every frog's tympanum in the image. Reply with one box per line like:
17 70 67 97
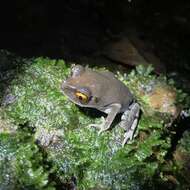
61 65 140 146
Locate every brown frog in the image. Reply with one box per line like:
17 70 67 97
61 65 140 146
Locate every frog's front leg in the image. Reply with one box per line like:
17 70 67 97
120 102 140 146
88 103 121 135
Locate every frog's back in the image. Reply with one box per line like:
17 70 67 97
87 70 134 111
102 72 133 110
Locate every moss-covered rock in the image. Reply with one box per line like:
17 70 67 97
0 54 189 189
118 65 187 122
0 132 55 190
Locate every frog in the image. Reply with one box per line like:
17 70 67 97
61 65 140 146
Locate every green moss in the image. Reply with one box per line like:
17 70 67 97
1 56 188 189
0 132 55 190
179 130 190 153
4 58 73 128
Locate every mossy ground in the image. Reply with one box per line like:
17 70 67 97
0 53 189 189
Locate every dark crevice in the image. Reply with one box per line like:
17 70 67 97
165 117 190 160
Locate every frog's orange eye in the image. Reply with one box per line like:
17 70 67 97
75 91 89 104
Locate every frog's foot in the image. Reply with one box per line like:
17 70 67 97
88 103 122 136
87 116 107 135
120 102 140 146
122 118 138 146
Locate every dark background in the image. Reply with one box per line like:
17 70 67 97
0 0 190 77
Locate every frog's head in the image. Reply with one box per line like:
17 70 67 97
61 65 100 108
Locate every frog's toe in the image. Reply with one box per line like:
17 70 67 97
98 128 104 135
122 132 133 147
122 118 138 146
87 116 106 132
87 123 106 136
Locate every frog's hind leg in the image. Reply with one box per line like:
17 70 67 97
120 102 140 146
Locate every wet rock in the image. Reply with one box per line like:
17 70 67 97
103 36 166 74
